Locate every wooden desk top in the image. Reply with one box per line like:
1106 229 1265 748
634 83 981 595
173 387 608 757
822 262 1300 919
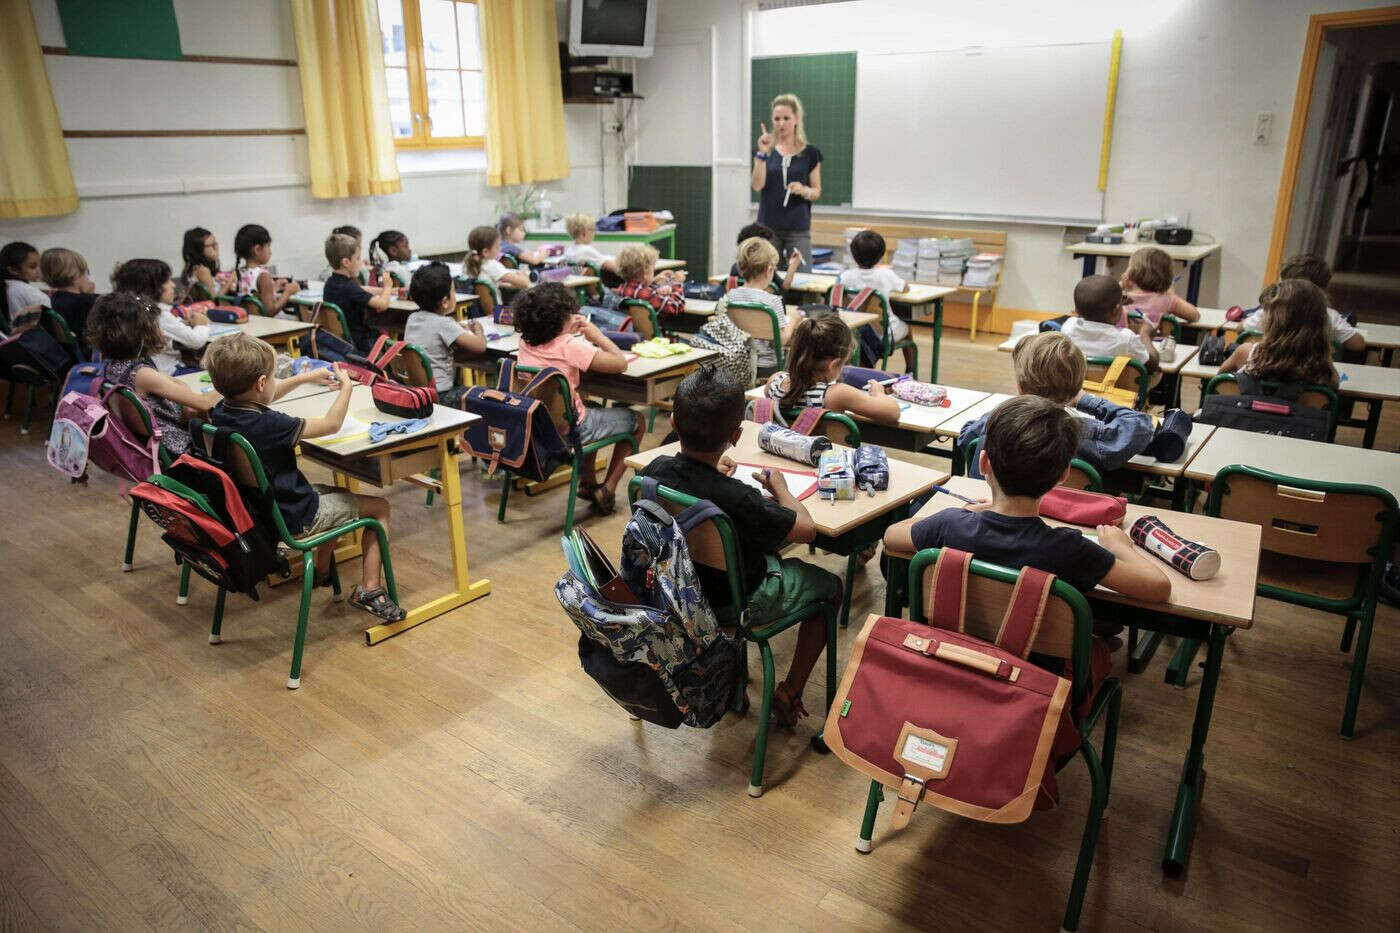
933 392 1011 439
743 384 990 438
625 421 948 538
271 384 476 458
682 299 878 330
525 224 676 238
1191 306 1238 332
1066 241 1223 262
1182 427 1400 499
894 476 1259 629
654 258 686 272
562 275 600 290
705 274 954 304
1357 322 1400 350
488 330 717 381
1181 359 1400 401
226 316 315 343
175 370 332 404
998 332 1200 374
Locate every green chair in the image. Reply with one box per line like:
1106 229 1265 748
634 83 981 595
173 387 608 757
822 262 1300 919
725 300 787 371
294 299 351 344
1203 372 1339 441
40 308 82 360
619 298 662 340
238 293 268 317
193 423 399 689
187 279 216 301
1084 355 1152 410
470 277 503 319
854 548 1121 932
1169 466 1397 737
724 274 782 296
957 435 1102 490
104 383 175 575
502 365 639 535
627 477 838 797
835 288 920 380
777 405 861 447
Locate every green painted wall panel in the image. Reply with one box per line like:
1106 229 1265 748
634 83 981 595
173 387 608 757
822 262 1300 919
627 166 711 276
57 0 182 60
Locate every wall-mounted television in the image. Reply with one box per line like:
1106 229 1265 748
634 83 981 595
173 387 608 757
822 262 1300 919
568 0 655 59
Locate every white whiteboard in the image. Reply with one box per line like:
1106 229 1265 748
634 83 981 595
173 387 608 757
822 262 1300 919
853 42 1111 223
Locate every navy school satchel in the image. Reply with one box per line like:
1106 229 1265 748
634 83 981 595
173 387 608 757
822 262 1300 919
461 358 575 482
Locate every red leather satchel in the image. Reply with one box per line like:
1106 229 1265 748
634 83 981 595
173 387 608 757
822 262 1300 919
362 334 438 418
1039 486 1127 527
825 549 1071 825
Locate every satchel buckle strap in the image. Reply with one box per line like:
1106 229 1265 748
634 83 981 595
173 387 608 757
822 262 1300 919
890 773 926 830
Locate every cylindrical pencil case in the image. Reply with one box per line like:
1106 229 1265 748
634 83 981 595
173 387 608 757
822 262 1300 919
757 422 832 466
1129 515 1221 581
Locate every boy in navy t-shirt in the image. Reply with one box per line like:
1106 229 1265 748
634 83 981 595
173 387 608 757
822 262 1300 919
323 233 395 353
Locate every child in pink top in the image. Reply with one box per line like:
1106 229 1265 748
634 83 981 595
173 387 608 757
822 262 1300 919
1119 245 1199 328
514 282 645 514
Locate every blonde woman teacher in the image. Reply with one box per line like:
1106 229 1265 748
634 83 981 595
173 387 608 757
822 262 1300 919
751 93 821 272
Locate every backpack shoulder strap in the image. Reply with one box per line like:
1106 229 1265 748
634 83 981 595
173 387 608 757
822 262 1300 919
849 286 875 312
496 357 516 392
750 396 775 424
829 283 845 307
1232 371 1263 396
790 406 825 436
635 476 660 502
994 566 1056 659
367 333 391 365
1103 355 1130 385
923 548 970 633
519 365 567 399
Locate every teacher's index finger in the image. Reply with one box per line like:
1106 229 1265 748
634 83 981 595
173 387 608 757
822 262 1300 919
760 122 768 134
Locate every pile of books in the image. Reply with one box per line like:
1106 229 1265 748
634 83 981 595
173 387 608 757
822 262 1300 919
962 253 1004 288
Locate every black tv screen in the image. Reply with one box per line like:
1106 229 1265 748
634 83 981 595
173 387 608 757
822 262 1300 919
579 0 648 47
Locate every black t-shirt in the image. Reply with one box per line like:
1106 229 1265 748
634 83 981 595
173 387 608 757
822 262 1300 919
756 145 823 233
210 400 317 534
50 291 98 345
640 453 796 603
323 273 373 353
911 508 1116 593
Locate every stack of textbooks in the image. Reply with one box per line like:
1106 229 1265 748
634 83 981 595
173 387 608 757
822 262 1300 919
962 253 1003 288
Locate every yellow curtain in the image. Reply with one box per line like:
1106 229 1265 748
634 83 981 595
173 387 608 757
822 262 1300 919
290 0 402 198
480 0 570 187
0 0 78 218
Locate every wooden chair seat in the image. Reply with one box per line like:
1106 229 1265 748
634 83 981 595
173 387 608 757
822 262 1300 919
1258 551 1363 602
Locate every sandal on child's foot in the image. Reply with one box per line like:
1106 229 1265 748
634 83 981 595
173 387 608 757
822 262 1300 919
771 681 808 729
349 586 407 623
313 568 335 588
588 486 616 515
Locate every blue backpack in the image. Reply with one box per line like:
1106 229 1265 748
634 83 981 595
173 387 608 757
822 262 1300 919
461 359 573 483
555 478 743 728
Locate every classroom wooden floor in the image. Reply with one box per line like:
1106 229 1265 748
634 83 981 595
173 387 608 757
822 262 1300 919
2 327 1397 932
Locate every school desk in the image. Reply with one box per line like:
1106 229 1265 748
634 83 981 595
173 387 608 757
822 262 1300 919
1183 426 1400 500
227 315 315 353
1180 358 1400 448
886 474 1260 878
1356 322 1400 367
269 384 490 644
742 383 990 452
654 258 687 272
997 332 1202 372
1066 240 1223 306
626 420 947 633
523 223 678 259
679 298 878 334
174 370 333 404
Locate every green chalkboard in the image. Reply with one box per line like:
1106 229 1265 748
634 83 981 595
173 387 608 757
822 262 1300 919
56 0 182 61
750 52 856 207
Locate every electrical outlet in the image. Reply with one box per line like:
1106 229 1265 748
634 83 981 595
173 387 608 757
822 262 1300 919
1255 111 1274 144
605 121 623 133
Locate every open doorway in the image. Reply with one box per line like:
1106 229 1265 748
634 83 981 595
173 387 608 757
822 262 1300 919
1269 8 1400 325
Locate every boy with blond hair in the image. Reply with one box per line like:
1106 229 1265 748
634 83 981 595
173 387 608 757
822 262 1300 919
563 213 620 277
615 243 686 320
205 333 406 623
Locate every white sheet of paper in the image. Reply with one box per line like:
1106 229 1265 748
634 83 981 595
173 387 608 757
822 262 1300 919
733 464 790 498
321 415 370 443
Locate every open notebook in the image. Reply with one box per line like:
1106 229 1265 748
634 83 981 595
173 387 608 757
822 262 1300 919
732 463 818 501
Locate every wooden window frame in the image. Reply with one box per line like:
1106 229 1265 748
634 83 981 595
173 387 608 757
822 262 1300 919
382 0 485 151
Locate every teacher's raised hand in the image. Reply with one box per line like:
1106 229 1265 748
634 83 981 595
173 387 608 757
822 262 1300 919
756 122 773 156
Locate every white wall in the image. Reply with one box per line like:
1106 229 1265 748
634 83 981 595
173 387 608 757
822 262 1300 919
0 0 620 282
642 0 1397 313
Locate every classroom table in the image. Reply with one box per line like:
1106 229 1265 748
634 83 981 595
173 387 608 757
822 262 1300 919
524 223 677 259
219 316 315 352
743 383 990 452
1183 426 1400 498
626 421 947 634
654 258 687 272
886 474 1259 878
1066 240 1223 306
174 369 334 404
1180 358 1400 448
1356 322 1400 367
680 298 878 334
289 292 478 337
998 332 1202 371
270 384 491 643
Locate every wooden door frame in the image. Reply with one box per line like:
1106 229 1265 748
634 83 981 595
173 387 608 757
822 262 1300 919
1265 5 1400 283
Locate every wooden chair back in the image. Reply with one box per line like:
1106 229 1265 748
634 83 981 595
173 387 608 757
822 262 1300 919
725 302 782 346
1062 462 1100 491
104 386 153 442
1211 470 1389 565
473 280 498 316
1208 375 1333 411
622 301 657 339
387 342 434 388
1083 358 1143 393
510 366 573 439
916 556 1077 660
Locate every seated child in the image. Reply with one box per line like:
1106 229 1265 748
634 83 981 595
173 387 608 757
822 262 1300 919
322 233 395 353
514 282 644 514
721 236 801 373
41 247 98 343
233 224 301 316
497 212 547 266
403 262 486 408
884 394 1170 603
960 331 1153 476
369 229 415 285
180 227 231 301
2 240 50 329
728 222 799 292
113 258 209 375
839 229 914 370
465 225 531 292
562 214 620 277
1119 245 1199 328
316 225 362 283
615 244 686 321
764 314 899 424
1243 253 1365 354
205 333 406 622
641 364 841 727
1221 279 1339 389
1061 274 1158 372
84 291 222 455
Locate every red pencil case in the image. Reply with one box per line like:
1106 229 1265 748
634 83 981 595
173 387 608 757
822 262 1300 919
1039 486 1127 527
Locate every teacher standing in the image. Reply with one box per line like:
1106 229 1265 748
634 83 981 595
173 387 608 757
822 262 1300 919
751 93 821 272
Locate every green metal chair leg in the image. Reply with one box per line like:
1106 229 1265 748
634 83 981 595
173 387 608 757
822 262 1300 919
366 523 399 605
328 555 343 601
1340 608 1376 738
287 553 315 689
20 385 35 434
1062 740 1110 932
856 779 884 853
563 463 580 535
177 563 192 605
824 604 838 714
122 499 140 571
1100 685 1123 797
1339 616 1357 653
3 381 13 418
748 640 777 797
497 473 511 522
1166 638 1201 688
646 406 656 434
425 467 438 507
209 588 227 644
838 551 859 628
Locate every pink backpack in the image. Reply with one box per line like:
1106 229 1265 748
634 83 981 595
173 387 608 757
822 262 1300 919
47 383 162 483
